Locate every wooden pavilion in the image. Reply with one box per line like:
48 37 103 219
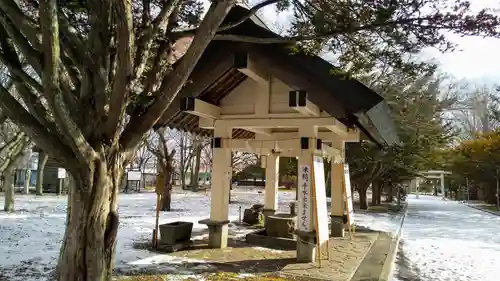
147 6 399 262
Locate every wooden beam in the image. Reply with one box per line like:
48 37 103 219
234 52 269 85
181 97 220 119
321 143 341 157
154 47 236 128
289 90 320 117
211 117 344 130
241 127 272 136
228 139 300 151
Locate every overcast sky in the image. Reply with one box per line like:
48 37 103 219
251 0 500 86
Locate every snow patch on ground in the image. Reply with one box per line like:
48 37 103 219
0 188 396 281
393 195 500 281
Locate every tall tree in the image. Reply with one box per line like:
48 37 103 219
0 0 499 280
451 85 500 139
0 120 31 211
35 150 48 195
147 127 176 211
347 71 455 208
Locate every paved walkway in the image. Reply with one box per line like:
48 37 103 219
393 195 500 281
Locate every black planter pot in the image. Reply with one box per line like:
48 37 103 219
159 221 194 245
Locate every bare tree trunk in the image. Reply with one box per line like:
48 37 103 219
4 166 14 212
371 180 381 206
57 162 121 281
24 168 31 194
161 159 174 212
357 183 368 210
385 184 394 203
191 139 202 192
180 133 186 190
36 151 48 195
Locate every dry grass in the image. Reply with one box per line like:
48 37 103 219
115 272 303 281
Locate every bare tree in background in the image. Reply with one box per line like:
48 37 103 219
174 131 195 189
0 0 499 278
132 132 154 170
451 84 500 140
0 119 31 211
147 128 175 211
0 66 32 210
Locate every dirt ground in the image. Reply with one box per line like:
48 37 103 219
115 230 394 281
157 231 378 280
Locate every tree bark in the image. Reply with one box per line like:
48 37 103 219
24 168 31 194
371 180 381 206
180 132 186 190
57 160 121 281
36 151 48 195
358 183 368 210
3 166 14 212
385 184 394 203
161 160 174 212
191 139 202 191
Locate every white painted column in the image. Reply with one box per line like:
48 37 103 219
296 125 317 263
264 153 280 216
440 173 445 200
204 124 232 248
330 157 345 237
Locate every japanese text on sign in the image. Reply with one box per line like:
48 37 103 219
298 164 311 231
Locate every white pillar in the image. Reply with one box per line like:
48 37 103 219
201 124 232 249
440 173 445 200
296 125 317 263
330 158 345 237
264 153 279 216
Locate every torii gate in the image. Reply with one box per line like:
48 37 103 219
414 170 452 200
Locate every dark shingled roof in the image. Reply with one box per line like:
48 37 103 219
153 6 399 146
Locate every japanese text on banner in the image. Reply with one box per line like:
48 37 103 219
298 165 311 231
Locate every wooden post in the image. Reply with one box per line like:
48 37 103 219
330 161 345 238
263 153 279 217
154 158 165 248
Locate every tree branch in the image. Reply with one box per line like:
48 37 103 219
134 0 179 81
141 6 180 96
0 131 25 157
0 113 7 125
0 26 60 133
0 0 41 50
81 0 112 111
40 0 95 166
0 82 75 168
0 134 30 173
0 51 43 93
119 0 237 152
171 0 280 39
0 9 42 76
102 0 134 141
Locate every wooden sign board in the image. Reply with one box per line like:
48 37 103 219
297 164 312 231
57 168 66 179
343 164 355 226
312 155 330 246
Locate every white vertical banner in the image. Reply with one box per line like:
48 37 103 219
298 164 312 231
344 164 355 225
312 156 330 246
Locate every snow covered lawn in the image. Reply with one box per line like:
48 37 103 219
0 188 403 281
